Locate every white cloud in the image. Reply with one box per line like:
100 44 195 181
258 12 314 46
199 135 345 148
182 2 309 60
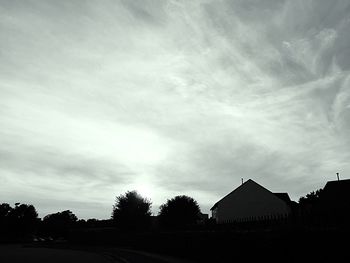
1 0 350 218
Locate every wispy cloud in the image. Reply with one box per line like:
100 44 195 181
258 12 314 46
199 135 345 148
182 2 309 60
1 0 350 218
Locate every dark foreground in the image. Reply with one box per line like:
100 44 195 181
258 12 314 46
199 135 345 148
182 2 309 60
2 227 350 263
68 226 350 263
0 244 193 263
0 245 112 263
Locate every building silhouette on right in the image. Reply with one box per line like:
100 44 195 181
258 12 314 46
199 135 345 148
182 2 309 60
211 177 350 229
211 179 294 224
318 178 350 226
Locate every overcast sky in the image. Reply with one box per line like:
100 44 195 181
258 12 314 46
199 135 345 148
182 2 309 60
1 0 350 219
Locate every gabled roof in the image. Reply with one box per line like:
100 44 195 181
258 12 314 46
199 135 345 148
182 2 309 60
322 179 350 201
324 179 350 190
211 179 254 210
211 202 219 211
273 193 291 203
211 179 290 210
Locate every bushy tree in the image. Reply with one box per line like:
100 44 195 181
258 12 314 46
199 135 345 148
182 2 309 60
298 188 325 226
158 195 201 229
299 188 324 205
42 210 78 237
10 203 38 221
0 203 38 237
112 191 152 231
0 203 12 221
0 203 13 234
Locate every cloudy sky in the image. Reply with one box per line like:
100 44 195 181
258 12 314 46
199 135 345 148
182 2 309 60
1 0 350 219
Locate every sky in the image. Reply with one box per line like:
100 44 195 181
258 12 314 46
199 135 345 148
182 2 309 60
1 0 350 219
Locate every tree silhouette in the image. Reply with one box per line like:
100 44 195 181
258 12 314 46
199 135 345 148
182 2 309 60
42 210 78 237
299 188 325 226
0 203 12 222
0 203 13 236
0 203 38 238
112 190 152 231
43 210 78 224
158 195 201 229
299 188 324 205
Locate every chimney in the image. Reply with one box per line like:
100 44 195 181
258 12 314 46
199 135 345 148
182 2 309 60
336 172 340 181
241 178 244 185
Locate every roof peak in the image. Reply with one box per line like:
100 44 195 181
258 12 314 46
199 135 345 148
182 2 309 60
327 178 350 183
210 179 280 210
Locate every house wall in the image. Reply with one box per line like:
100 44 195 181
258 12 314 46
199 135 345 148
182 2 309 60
214 180 291 223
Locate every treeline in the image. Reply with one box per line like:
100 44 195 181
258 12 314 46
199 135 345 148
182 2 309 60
0 191 204 242
2 184 349 243
1 186 350 262
0 203 39 241
111 191 204 231
298 187 350 228
0 203 80 242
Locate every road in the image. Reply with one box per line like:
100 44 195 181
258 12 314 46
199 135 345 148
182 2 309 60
0 245 194 263
101 248 194 263
0 245 112 263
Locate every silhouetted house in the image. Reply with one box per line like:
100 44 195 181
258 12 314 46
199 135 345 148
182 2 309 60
211 179 293 224
320 179 350 226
